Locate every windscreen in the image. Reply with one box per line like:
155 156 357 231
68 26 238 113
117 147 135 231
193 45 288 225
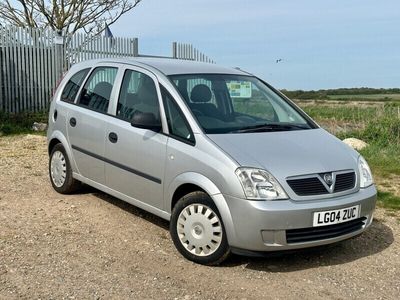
169 74 316 134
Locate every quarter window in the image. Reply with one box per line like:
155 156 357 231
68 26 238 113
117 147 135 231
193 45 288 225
161 86 194 144
78 67 118 113
61 68 90 103
117 69 160 122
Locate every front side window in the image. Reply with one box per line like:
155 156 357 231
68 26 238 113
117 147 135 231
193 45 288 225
78 67 118 113
161 86 194 144
170 74 316 134
117 69 161 122
61 68 90 103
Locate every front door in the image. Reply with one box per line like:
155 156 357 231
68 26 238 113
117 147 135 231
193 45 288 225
104 67 167 210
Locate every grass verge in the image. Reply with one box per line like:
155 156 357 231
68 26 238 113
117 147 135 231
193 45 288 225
0 111 48 135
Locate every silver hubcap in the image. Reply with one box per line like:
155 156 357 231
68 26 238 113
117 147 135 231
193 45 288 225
50 151 67 188
177 204 223 257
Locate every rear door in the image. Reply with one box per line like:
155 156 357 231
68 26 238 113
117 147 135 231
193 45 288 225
104 66 168 210
67 65 119 184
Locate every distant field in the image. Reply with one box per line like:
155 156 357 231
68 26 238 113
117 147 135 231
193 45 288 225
327 94 400 101
282 88 400 102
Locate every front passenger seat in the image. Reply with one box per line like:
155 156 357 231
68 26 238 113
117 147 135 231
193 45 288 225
190 84 223 119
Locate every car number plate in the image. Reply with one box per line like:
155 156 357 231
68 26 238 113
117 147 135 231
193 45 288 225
313 205 360 227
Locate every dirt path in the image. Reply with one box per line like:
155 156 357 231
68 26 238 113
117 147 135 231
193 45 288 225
0 135 399 300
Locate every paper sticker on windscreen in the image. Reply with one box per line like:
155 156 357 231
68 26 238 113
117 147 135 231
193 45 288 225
227 81 252 98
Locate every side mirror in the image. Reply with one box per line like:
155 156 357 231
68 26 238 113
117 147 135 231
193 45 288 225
131 112 162 132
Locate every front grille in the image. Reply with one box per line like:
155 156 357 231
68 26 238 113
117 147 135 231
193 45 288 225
287 171 356 196
334 172 356 192
286 217 367 244
287 177 329 196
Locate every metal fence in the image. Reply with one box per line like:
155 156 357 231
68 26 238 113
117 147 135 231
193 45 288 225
64 34 139 71
0 27 58 113
172 42 215 63
0 25 214 113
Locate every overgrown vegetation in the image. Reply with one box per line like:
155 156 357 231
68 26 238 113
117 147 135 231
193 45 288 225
0 111 48 135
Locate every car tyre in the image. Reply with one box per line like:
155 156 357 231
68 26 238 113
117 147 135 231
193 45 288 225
170 191 230 265
49 143 80 194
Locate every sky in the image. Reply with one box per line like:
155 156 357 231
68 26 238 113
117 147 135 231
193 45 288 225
110 0 399 90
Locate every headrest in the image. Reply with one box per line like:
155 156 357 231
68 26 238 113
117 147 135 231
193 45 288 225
190 84 212 103
93 81 113 100
137 77 158 105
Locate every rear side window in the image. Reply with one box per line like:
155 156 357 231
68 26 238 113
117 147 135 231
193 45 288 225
78 67 118 113
61 68 90 103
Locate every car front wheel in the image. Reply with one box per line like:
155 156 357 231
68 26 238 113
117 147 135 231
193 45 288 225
170 191 230 265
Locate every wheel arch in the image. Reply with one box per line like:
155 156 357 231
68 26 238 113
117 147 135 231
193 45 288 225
48 138 61 154
48 130 78 173
167 172 237 245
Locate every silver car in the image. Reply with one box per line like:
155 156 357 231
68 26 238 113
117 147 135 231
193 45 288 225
47 58 377 265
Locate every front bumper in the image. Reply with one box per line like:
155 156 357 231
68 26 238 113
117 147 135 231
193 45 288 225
221 185 377 252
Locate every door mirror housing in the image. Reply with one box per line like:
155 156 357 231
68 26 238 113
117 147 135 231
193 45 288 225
131 112 162 132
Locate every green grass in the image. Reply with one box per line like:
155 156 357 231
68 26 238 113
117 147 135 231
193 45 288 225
303 105 385 122
377 191 400 210
360 144 400 177
0 111 48 135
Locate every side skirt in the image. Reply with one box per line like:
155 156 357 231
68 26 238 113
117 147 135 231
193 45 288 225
73 172 171 221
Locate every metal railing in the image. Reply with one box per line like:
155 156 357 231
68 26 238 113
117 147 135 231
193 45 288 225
172 42 215 64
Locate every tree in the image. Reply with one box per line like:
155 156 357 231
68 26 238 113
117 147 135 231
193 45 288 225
0 0 142 35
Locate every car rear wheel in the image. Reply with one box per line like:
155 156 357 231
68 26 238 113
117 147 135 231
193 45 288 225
49 143 80 194
170 191 230 265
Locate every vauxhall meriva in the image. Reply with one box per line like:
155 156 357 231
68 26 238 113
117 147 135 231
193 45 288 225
47 58 376 265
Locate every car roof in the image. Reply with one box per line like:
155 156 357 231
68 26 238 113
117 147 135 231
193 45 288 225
77 57 251 76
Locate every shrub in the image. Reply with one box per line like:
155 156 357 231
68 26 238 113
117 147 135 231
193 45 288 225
361 117 400 146
0 111 48 135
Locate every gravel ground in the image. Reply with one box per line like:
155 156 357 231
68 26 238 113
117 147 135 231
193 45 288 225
0 134 399 300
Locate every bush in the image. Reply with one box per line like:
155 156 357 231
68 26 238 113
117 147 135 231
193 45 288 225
0 111 48 135
361 117 400 146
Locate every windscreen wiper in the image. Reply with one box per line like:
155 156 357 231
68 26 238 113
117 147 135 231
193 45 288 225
233 123 310 133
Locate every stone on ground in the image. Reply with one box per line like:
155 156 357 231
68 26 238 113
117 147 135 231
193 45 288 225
342 138 368 150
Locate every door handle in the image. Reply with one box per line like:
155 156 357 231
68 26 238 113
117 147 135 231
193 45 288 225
69 117 76 127
108 132 118 143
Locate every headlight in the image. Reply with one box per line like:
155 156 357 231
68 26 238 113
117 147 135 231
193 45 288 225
235 167 288 200
358 156 373 188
